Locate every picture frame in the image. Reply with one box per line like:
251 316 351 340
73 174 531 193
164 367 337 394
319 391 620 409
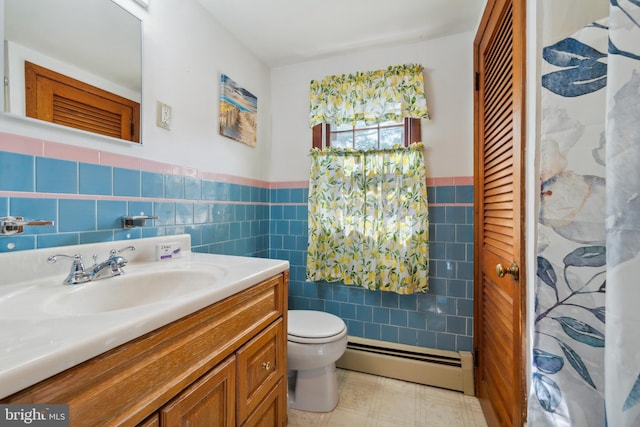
219 74 257 147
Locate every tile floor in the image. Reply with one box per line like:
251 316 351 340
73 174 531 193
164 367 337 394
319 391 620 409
287 369 488 427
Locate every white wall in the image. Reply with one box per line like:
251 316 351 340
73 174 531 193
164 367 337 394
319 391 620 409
0 0 273 181
269 32 475 182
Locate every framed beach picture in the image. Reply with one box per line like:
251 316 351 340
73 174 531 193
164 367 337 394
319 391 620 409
219 74 257 147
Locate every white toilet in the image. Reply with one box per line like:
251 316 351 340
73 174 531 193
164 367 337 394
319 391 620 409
287 310 348 412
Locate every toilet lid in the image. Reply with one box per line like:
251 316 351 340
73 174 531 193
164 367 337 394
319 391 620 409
288 310 346 339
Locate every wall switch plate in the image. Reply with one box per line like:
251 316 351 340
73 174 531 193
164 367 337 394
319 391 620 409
156 101 171 130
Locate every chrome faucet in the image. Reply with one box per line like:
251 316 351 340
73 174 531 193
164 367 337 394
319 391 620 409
91 245 135 280
48 245 136 285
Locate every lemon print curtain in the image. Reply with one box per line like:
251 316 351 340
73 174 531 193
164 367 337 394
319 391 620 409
306 144 429 294
309 64 429 127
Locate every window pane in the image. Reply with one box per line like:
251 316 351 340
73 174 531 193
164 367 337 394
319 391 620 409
354 128 378 150
330 131 352 148
380 126 404 149
327 119 406 150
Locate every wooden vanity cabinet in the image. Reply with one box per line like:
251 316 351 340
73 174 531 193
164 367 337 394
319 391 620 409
1 271 289 427
161 356 236 426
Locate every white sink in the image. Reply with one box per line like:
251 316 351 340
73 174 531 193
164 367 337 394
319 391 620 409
0 234 289 400
0 263 228 318
43 266 227 315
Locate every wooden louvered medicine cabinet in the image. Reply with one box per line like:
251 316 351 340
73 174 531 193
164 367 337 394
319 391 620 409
25 61 140 143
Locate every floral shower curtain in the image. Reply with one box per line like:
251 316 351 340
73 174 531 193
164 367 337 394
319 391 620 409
306 144 429 294
604 1 640 425
531 1 640 425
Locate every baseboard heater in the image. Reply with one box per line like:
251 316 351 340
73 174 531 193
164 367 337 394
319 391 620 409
336 336 475 396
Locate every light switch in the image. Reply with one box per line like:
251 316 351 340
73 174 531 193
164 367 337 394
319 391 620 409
156 102 171 130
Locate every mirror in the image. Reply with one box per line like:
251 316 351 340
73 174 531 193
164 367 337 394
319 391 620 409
2 0 142 143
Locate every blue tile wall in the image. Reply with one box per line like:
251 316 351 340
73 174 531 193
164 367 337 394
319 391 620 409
272 184 474 353
36 157 77 194
0 150 270 259
0 145 474 353
0 152 34 192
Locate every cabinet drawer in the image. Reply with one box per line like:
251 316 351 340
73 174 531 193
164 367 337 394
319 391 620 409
236 318 285 422
241 379 287 427
160 356 236 427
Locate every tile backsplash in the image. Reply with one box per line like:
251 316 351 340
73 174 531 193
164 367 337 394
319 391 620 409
0 132 474 353
0 134 269 257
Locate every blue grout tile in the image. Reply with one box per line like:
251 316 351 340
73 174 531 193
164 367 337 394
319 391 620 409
10 198 57 234
390 309 407 327
447 315 467 334
97 200 126 230
59 199 96 232
445 206 466 224
436 333 456 351
36 157 77 194
399 328 417 346
80 163 112 195
141 172 164 198
165 175 184 199
184 177 202 200
456 224 473 243
380 325 399 342
80 231 114 244
154 202 175 226
364 323 381 340
0 235 36 252
38 233 79 249
114 168 140 197
346 320 363 337
175 203 194 225
194 204 209 224
456 185 474 204
457 335 472 352
340 303 356 319
446 242 467 261
428 206 445 223
0 152 34 192
373 307 390 324
417 330 436 348
435 186 455 203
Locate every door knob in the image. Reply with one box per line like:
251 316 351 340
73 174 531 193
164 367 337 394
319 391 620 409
496 262 519 280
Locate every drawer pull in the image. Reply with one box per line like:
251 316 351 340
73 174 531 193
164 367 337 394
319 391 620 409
262 361 272 371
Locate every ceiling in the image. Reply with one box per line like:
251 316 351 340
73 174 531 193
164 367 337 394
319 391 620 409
196 0 487 67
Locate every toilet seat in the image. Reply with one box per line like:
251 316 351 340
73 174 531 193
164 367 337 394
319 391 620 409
288 310 346 344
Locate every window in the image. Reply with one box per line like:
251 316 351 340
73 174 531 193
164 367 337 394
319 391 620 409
307 65 430 294
312 118 421 149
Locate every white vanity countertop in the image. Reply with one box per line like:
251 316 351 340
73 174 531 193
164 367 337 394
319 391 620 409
0 236 289 400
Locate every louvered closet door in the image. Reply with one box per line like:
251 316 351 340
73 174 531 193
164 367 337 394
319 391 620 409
473 0 526 426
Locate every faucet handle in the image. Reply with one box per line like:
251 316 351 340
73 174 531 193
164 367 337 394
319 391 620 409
47 254 88 285
48 253 85 269
109 245 136 256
